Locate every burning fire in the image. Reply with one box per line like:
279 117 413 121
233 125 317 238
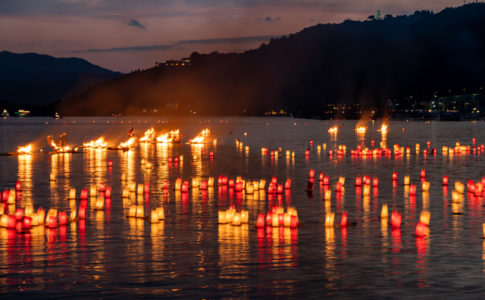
188 129 210 144
83 137 108 148
379 124 388 134
140 128 155 142
47 137 72 152
328 127 338 134
355 126 367 134
119 137 136 149
156 129 180 144
18 144 33 154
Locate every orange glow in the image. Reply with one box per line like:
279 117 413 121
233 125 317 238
328 126 338 134
156 129 180 143
48 138 72 152
119 137 136 149
140 127 155 142
17 144 33 154
188 128 210 144
379 123 388 134
83 137 108 148
355 126 366 134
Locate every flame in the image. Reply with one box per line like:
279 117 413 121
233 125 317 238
355 126 367 134
140 128 155 142
83 137 108 148
188 129 210 144
379 124 388 134
18 144 33 154
48 137 72 152
328 126 338 134
156 129 180 144
119 137 136 149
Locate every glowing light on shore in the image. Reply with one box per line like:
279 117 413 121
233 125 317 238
83 137 108 148
188 129 210 144
379 123 388 134
355 126 367 134
17 144 33 154
328 126 338 134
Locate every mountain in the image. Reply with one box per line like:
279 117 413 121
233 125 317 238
0 51 122 108
58 3 485 116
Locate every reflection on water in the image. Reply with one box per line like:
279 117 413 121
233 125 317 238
0 117 484 297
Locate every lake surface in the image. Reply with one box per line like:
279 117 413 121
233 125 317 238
0 117 484 298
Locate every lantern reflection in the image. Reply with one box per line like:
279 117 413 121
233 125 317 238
17 153 33 207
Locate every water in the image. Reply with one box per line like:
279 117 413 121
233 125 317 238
0 117 484 298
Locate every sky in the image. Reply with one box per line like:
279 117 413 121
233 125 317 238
0 0 464 73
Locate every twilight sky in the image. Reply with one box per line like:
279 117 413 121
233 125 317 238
0 0 463 72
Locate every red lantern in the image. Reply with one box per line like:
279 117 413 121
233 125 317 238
319 172 324 181
392 172 398 181
200 180 208 190
108 159 113 167
2 190 9 202
305 150 310 157
442 176 449 186
80 189 88 200
105 186 112 198
46 215 57 228
278 213 284 226
372 177 379 187
340 212 348 227
391 211 402 229
228 179 235 188
284 179 292 189
99 183 106 192
235 182 243 192
144 182 150 194
323 176 329 185
363 176 370 185
16 181 21 191
58 212 68 225
290 215 298 228
268 184 275 194
426 141 431 148
415 221 428 237
271 177 278 185
256 213 265 228
78 207 86 220
181 181 189 193
336 182 342 192
7 215 16 229
309 169 315 178
15 208 24 221
265 212 272 225
277 185 283 194
420 169 426 178
355 177 362 186
22 216 33 229
409 184 417 195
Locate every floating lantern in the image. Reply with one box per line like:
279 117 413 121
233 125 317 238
15 181 21 191
442 176 449 186
7 189 15 204
0 215 8 228
372 178 379 187
325 212 335 228
276 184 283 194
208 177 214 187
37 208 45 224
338 177 345 186
122 188 129 198
324 190 331 201
454 181 465 194
415 221 429 237
15 208 24 221
232 212 242 226
419 211 430 226
403 176 410 186
322 176 329 185
340 212 348 227
392 172 398 181
150 210 159 223
420 169 426 178
46 215 57 228
309 169 315 178
70 209 77 221
156 207 165 220
128 205 137 218
272 213 279 227
422 181 430 191
174 178 182 191
58 211 68 225
409 184 417 195
265 212 273 225
200 180 208 190
319 172 325 181
381 204 388 219
105 186 112 198
136 205 144 218
50 173 56 181
284 179 292 189
228 179 235 188
391 211 402 229
240 210 249 224
22 216 33 230
355 177 362 186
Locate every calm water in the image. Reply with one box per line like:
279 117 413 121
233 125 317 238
0 117 484 298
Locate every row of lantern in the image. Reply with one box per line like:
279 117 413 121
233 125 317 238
218 208 249 226
256 206 299 228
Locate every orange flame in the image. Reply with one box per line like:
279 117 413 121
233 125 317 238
188 129 210 144
140 128 155 142
156 129 180 143
355 126 366 134
119 137 136 149
328 126 338 134
83 137 108 148
18 144 33 154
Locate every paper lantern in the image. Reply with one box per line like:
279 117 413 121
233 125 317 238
409 184 417 195
319 172 324 181
338 177 345 186
355 177 362 186
442 176 449 186
235 182 243 192
174 178 182 191
324 190 331 201
105 186 112 198
340 212 348 227
419 211 430 226
372 177 379 187
403 176 410 185
232 212 242 226
16 181 21 191
70 209 77 221
309 169 315 178
422 181 430 191
392 172 398 181
283 213 291 227
325 212 335 228
415 221 429 237
37 208 45 224
200 180 208 190
381 204 388 219
272 214 279 227
454 181 465 194
15 208 24 221
150 210 159 223
58 211 68 225
136 205 144 218
46 215 57 228
265 212 273 225
278 213 284 226
78 207 87 220
391 211 402 229
284 179 292 189
322 176 330 185
420 169 426 178
0 215 8 227
256 213 265 228
240 210 249 224
181 181 189 193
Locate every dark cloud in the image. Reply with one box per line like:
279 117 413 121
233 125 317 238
127 19 146 30
264 16 281 22
72 35 280 53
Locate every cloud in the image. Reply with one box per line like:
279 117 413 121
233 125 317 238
72 35 280 53
264 16 281 22
127 19 145 30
